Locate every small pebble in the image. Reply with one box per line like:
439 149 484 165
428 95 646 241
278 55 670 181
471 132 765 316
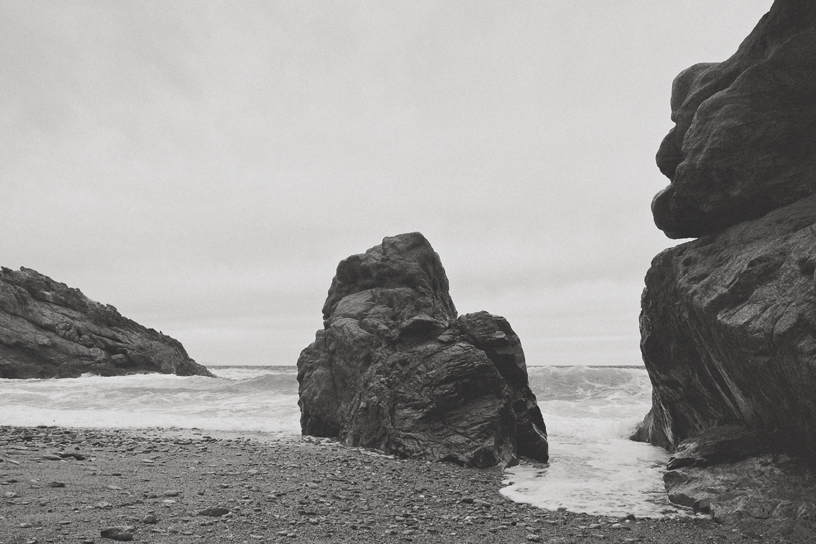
198 507 230 517
100 525 135 541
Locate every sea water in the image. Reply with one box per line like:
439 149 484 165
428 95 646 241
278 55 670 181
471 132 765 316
503 366 679 518
0 365 684 518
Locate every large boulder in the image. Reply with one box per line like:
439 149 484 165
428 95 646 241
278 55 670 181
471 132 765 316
297 233 548 467
637 195 816 457
652 0 816 239
0 267 213 379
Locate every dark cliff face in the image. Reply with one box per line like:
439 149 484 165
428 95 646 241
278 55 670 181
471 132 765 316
638 196 816 457
639 2 816 522
639 0 816 455
0 267 213 379
297 233 548 467
652 0 816 239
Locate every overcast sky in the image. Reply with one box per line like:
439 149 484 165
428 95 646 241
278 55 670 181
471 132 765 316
2 1 774 367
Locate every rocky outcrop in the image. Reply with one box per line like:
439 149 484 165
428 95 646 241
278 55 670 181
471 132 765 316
297 233 548 467
652 0 816 239
661 427 816 534
637 196 816 456
639 0 816 530
0 267 213 379
663 454 816 533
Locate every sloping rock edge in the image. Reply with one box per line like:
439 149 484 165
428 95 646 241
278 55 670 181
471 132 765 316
0 266 213 379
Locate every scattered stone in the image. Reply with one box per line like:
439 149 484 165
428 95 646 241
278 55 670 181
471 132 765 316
57 452 86 460
141 514 158 524
197 507 230 517
41 454 62 461
163 489 181 497
47 481 65 488
100 525 135 541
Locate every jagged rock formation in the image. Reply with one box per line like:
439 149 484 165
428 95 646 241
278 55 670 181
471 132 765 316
652 0 816 239
0 267 213 379
638 0 816 531
297 233 548 468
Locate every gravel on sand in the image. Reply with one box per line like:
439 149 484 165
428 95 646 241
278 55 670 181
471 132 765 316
0 426 810 543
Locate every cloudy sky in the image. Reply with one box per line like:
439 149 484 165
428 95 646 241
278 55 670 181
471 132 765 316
2 1 773 367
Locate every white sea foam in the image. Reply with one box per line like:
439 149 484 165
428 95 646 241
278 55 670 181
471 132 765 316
501 366 687 518
0 368 300 434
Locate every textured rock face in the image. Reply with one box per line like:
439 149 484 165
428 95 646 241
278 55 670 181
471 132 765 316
662 454 816 530
652 0 816 239
0 267 213 379
637 195 816 457
297 233 548 467
640 0 816 528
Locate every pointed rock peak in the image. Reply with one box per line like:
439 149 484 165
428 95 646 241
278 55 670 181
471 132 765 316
299 234 548 467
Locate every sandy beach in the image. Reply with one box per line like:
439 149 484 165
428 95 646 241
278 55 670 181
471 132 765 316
0 425 808 544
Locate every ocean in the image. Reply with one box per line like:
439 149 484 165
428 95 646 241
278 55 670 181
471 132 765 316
0 365 685 519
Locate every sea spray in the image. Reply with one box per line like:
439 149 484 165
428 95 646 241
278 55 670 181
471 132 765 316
0 367 300 434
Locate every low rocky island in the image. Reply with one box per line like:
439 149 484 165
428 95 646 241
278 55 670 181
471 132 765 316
0 267 212 379
636 0 816 535
297 232 548 467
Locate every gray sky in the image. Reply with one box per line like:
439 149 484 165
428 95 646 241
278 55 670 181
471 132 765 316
1 1 773 367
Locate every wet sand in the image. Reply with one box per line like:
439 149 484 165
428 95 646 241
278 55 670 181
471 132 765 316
0 426 808 543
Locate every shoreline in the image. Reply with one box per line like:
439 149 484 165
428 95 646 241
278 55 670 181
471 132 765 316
0 425 806 543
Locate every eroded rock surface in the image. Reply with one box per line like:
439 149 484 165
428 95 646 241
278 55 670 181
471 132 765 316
297 233 548 467
637 196 816 457
652 0 816 239
663 453 816 535
641 1 816 534
0 267 212 379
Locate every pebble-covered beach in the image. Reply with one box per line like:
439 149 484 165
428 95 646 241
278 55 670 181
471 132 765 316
0 426 809 543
